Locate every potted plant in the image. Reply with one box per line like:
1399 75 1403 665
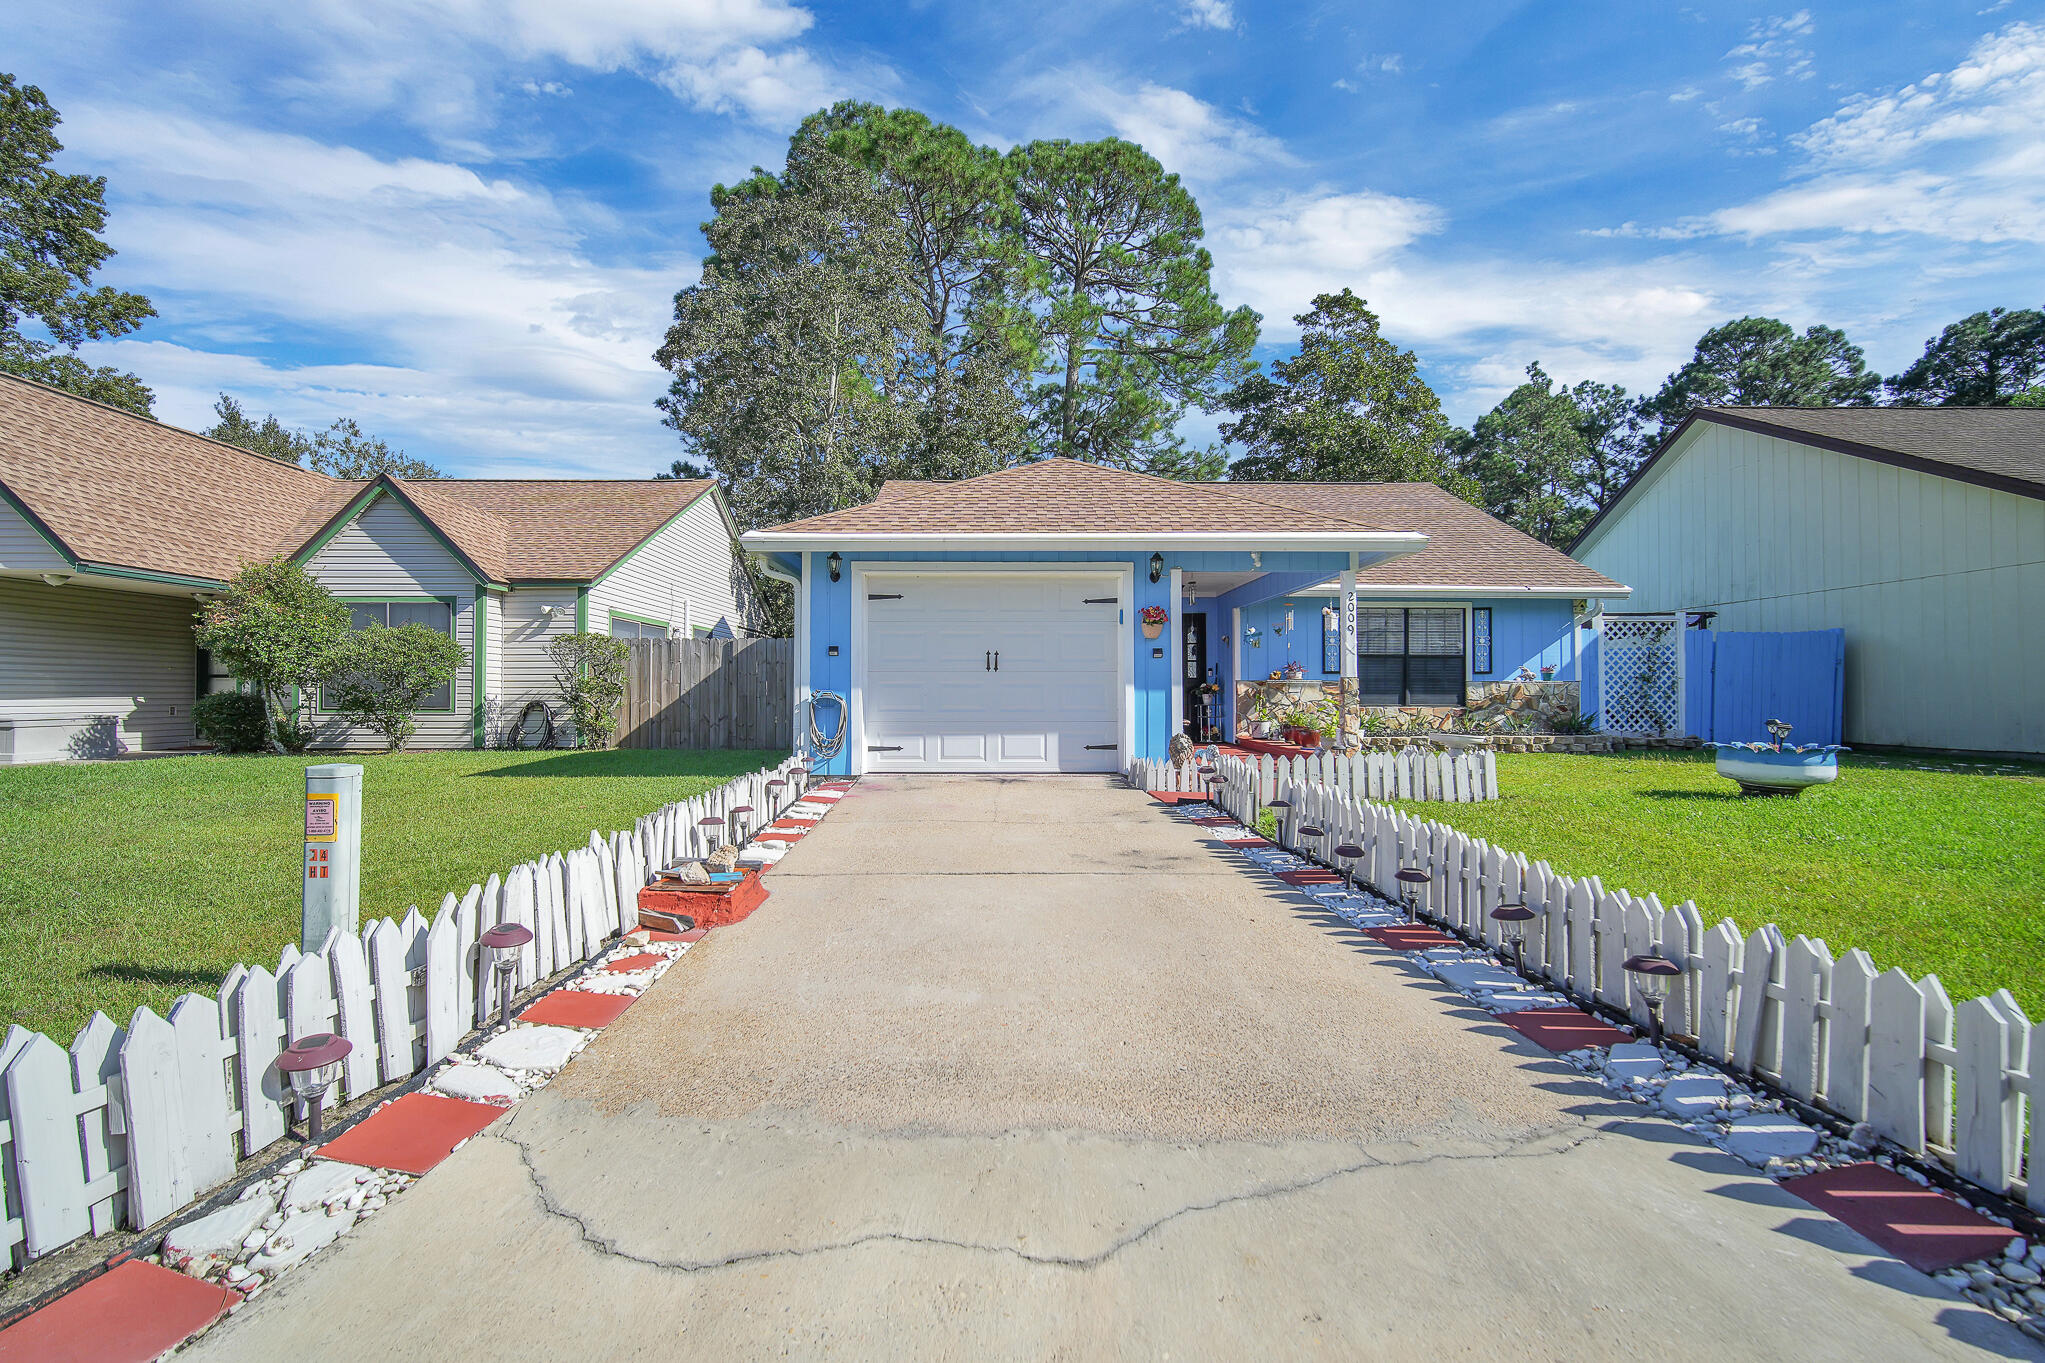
1540 664 1556 680
1140 605 1169 640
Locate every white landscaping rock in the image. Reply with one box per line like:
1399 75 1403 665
1660 1073 1733 1117
478 1025 585 1074
163 1196 276 1275
247 1206 355 1275
1723 1115 1820 1166
1603 1043 1665 1085
284 1160 366 1212
1434 961 1530 995
431 1063 521 1105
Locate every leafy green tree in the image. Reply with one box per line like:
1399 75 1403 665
1887 307 2045 406
816 102 1031 482
324 624 468 752
206 395 442 478
1220 290 1461 486
1454 364 1592 548
193 558 350 752
548 632 632 749
1565 377 1649 510
1007 137 1257 470
2013 386 2045 409
655 126 922 528
0 74 155 413
1643 317 1880 430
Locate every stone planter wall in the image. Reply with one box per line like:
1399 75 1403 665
1236 676 1607 750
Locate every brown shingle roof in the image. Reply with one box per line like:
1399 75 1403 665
1229 482 1627 592
0 372 344 581
763 458 1400 535
0 372 721 585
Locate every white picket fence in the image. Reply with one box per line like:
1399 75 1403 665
1133 745 1497 803
0 756 806 1270
1133 752 2045 1212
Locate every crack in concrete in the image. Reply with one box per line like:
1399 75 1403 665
494 1123 1602 1276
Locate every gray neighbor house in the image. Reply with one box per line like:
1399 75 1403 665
0 374 757 763
1573 406 2045 756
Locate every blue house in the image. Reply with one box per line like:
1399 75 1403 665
743 459 1630 775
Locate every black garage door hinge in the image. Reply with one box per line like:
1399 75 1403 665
868 593 903 600
1084 743 1119 751
867 744 904 752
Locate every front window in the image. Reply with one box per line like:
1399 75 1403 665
1357 607 1466 707
609 615 669 641
320 600 455 711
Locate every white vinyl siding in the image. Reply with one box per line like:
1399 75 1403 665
586 492 752 642
0 496 70 575
304 494 478 750
0 576 198 761
496 586 578 745
1576 423 2045 754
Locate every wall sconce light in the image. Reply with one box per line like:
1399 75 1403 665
275 1033 353 1142
1250 552 1261 569
1148 552 1164 584
827 552 842 582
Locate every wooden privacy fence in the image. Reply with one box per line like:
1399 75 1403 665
1134 751 2045 1214
1134 745 1498 803
618 637 792 751
0 756 805 1270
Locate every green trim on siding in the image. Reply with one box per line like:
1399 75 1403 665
575 586 589 633
0 480 79 564
585 483 719 588
473 589 489 748
293 479 504 589
76 562 226 590
294 485 385 565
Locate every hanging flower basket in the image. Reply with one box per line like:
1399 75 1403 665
1139 605 1169 640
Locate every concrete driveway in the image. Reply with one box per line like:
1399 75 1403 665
192 777 2033 1361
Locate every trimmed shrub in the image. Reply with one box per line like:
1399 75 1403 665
324 623 468 752
192 691 270 753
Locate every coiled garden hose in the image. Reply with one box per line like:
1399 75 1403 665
807 690 849 761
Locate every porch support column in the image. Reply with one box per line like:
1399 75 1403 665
1229 606 1242 742
1339 561 1357 749
1168 567 1184 746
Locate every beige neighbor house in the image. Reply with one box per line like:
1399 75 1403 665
0 375 757 763
1571 406 2045 756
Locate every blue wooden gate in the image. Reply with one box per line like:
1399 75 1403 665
1683 628 1845 745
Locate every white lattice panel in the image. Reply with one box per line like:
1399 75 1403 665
1598 614 1682 736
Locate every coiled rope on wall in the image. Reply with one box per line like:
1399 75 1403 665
807 690 849 761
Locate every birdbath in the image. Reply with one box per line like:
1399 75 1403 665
1704 719 1848 796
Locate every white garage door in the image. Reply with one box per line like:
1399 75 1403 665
861 572 1123 773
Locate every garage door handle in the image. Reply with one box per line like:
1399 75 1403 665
867 745 903 752
994 651 999 671
985 650 991 671
1084 744 1118 751
868 593 903 600
1084 597 1117 604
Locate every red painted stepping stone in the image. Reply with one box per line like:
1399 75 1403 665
0 1260 238 1363
754 830 804 844
1147 791 1213 804
603 952 664 973
1276 868 1345 886
1363 924 1460 951
1188 815 1235 826
1494 1006 1631 1053
519 990 635 1029
313 1092 503 1176
646 926 707 943
1780 1162 2018 1274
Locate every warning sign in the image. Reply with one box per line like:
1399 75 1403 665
305 794 338 842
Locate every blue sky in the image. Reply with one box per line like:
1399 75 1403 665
6 1 2041 476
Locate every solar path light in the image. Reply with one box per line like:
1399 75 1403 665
1297 823 1326 866
480 922 534 1029
728 804 755 848
765 778 787 817
1266 798 1291 851
789 766 808 798
1395 865 1431 923
697 814 725 857
1491 899 1537 974
1623 954 1684 1046
276 1033 353 1143
1333 842 1366 895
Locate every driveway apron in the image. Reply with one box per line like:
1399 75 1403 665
187 776 2036 1361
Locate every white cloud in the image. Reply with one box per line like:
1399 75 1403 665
1179 0 1236 32
657 45 858 125
1023 72 1295 180
66 107 692 475
1210 190 1445 328
1723 10 1816 90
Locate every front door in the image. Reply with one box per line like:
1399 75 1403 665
1182 611 1208 738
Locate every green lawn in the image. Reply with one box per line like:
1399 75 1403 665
1383 751 2045 1015
0 749 782 1040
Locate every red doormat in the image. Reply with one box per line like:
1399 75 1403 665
314 1093 504 1176
0 1260 238 1363
1363 924 1459 950
1494 1007 1631 1053
603 952 665 973
519 991 635 1029
1276 868 1345 886
1780 1162 2019 1273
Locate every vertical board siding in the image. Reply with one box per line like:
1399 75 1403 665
618 637 793 751
306 496 477 751
1129 750 2041 1214
1576 422 2045 753
0 576 200 760
0 755 802 1269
